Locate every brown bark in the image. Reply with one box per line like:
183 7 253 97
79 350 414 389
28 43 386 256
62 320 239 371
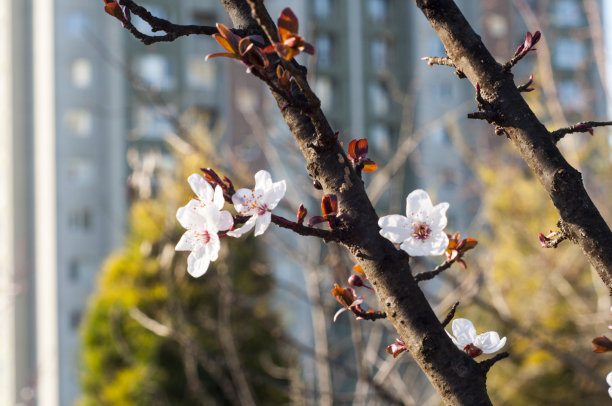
413 0 612 292
220 1 495 404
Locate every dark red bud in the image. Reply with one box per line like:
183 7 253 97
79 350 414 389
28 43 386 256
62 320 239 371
313 180 322 190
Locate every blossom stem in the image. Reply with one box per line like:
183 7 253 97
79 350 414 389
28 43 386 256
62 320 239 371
270 214 342 242
479 351 510 374
414 259 454 282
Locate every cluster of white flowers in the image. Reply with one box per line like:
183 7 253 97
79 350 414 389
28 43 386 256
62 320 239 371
378 189 449 256
176 170 285 277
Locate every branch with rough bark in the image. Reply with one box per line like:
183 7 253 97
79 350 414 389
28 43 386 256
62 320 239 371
415 0 612 292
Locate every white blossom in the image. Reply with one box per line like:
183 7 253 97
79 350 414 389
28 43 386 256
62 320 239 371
228 170 286 237
175 175 234 277
378 189 449 256
606 371 612 398
447 318 506 357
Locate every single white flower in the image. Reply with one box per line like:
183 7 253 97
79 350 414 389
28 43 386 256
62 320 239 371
447 318 506 357
378 189 449 256
175 175 234 277
227 170 286 237
606 371 612 398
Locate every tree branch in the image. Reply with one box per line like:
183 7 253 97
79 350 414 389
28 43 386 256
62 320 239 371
415 0 612 292
414 260 454 282
479 352 509 374
550 121 612 144
441 302 460 327
421 56 466 78
221 1 496 404
118 0 246 45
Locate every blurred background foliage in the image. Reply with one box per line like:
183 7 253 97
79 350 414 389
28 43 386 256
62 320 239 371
78 116 293 405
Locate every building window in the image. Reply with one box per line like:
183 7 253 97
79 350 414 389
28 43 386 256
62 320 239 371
551 0 582 27
187 57 216 90
67 157 95 185
371 39 388 72
64 109 92 137
135 54 176 91
314 76 334 111
553 38 586 69
367 0 387 22
68 260 79 282
369 82 390 116
65 12 88 37
71 58 92 88
70 310 82 330
68 208 92 232
313 0 331 19
316 34 332 68
134 105 175 138
558 80 585 111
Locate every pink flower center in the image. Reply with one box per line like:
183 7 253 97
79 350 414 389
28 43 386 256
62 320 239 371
411 221 432 241
198 231 211 245
239 189 265 215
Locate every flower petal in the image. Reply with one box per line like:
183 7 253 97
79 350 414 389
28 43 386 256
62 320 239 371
187 248 211 278
203 232 221 262
333 307 347 322
607 371 612 387
378 214 411 244
405 189 434 216
227 215 257 237
263 180 286 210
213 185 226 210
475 332 506 354
446 330 462 349
254 169 273 191
451 318 477 347
176 231 197 251
176 203 206 230
188 173 214 203
429 202 450 230
217 210 234 231
254 211 272 236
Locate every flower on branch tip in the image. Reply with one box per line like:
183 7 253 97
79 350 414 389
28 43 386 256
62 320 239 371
607 372 612 398
514 30 541 57
227 170 286 237
445 232 478 269
447 318 506 358
592 336 612 353
264 8 314 60
103 0 130 26
206 23 268 73
347 139 377 172
386 338 407 358
331 284 365 322
378 189 449 256
175 175 234 277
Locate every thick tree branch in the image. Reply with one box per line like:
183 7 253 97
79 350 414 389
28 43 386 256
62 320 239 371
415 0 612 292
221 1 495 404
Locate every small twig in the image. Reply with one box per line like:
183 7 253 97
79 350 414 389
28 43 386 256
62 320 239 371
414 260 454 282
440 302 460 327
479 351 510 374
352 308 387 321
118 0 243 45
270 214 342 242
517 74 535 93
420 56 466 78
467 111 497 121
550 121 612 144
